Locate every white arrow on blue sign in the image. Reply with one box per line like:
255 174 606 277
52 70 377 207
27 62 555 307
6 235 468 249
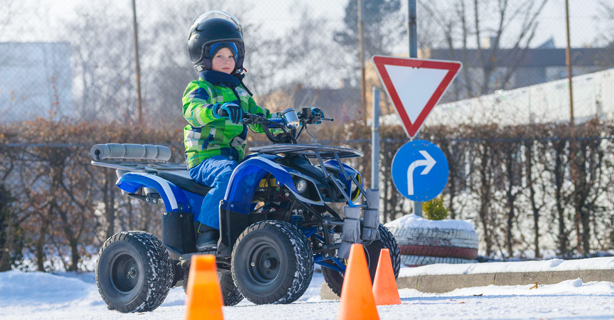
392 140 449 202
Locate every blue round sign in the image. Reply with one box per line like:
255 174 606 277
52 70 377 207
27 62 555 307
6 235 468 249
392 140 449 202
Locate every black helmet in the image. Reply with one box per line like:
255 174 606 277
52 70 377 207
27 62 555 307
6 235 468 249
187 10 245 72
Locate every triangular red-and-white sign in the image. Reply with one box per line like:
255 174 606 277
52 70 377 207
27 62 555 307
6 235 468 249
372 56 462 138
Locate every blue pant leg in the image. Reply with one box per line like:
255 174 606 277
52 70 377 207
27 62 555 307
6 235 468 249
189 156 238 230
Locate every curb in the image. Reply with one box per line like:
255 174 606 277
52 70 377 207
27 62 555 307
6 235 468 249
320 269 614 300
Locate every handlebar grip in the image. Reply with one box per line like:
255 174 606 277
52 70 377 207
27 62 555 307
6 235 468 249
218 109 229 117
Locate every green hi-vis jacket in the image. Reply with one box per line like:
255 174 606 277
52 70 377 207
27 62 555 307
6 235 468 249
182 71 275 169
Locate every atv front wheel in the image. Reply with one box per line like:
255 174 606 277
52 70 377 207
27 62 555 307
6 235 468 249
96 231 174 313
322 224 401 297
231 220 314 304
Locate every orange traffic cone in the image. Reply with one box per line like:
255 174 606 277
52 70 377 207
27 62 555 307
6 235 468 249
372 248 401 305
337 244 380 320
184 254 224 320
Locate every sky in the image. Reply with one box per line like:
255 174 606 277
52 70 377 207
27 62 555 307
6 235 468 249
537 0 603 47
0 0 609 119
4 0 607 50
243 0 605 49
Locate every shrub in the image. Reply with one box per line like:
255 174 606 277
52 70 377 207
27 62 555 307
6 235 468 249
422 196 449 220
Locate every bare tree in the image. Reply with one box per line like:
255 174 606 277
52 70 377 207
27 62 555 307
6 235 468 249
420 0 548 98
570 121 606 255
596 1 614 45
335 0 405 59
60 3 136 123
501 138 524 257
546 130 573 257
471 128 498 256
334 0 406 89
524 127 549 259
134 0 225 128
0 141 24 271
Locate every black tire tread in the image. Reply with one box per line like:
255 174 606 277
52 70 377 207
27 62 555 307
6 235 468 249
388 226 479 248
219 272 244 306
96 231 174 313
401 254 476 266
323 224 401 297
231 220 314 305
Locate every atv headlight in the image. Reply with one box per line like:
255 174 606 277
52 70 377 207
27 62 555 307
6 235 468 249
296 179 308 194
290 173 323 204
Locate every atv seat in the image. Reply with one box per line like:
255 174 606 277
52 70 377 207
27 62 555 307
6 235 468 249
157 170 212 196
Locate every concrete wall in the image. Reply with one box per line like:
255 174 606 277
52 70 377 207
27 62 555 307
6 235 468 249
321 269 614 299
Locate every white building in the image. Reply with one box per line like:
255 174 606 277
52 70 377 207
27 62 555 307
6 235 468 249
382 68 614 127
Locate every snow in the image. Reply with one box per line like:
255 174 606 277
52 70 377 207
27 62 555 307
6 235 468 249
2 257 614 319
400 257 614 277
385 213 476 232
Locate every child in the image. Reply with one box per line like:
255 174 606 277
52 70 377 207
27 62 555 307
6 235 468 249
183 11 277 251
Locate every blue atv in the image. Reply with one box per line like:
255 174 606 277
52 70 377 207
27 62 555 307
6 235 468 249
92 108 401 313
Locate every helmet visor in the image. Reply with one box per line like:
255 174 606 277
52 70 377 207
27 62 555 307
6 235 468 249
192 10 243 35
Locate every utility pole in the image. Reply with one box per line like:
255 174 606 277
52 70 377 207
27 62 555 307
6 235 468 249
372 87 380 190
408 0 422 217
565 0 574 125
408 0 418 59
131 0 143 124
358 0 367 126
565 0 581 255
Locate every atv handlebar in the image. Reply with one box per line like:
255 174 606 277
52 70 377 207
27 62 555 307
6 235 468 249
218 107 332 144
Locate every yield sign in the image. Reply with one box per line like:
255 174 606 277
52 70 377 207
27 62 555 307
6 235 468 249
372 56 462 138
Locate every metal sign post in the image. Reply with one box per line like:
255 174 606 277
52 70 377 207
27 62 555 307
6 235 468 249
372 87 380 190
408 0 420 216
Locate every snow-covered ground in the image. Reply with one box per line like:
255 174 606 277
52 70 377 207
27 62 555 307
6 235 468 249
2 258 614 319
400 256 614 277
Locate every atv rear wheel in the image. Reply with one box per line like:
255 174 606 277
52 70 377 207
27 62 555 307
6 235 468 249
231 220 314 304
96 231 174 313
322 224 400 297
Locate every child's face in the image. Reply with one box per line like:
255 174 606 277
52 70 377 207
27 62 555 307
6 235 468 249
211 47 236 74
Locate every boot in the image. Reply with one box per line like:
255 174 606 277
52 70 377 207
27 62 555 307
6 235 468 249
196 224 220 252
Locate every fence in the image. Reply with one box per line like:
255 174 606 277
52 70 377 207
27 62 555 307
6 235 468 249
2 118 614 271
2 0 614 271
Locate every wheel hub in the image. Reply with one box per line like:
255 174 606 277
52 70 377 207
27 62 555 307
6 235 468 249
110 254 139 293
127 267 138 279
263 258 277 269
246 244 281 284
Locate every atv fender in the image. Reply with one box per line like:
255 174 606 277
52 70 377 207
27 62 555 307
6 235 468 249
117 173 197 256
217 156 320 257
222 155 322 215
116 172 190 213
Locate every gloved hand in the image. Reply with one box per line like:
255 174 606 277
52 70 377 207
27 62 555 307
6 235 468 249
216 102 243 124
310 107 324 124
